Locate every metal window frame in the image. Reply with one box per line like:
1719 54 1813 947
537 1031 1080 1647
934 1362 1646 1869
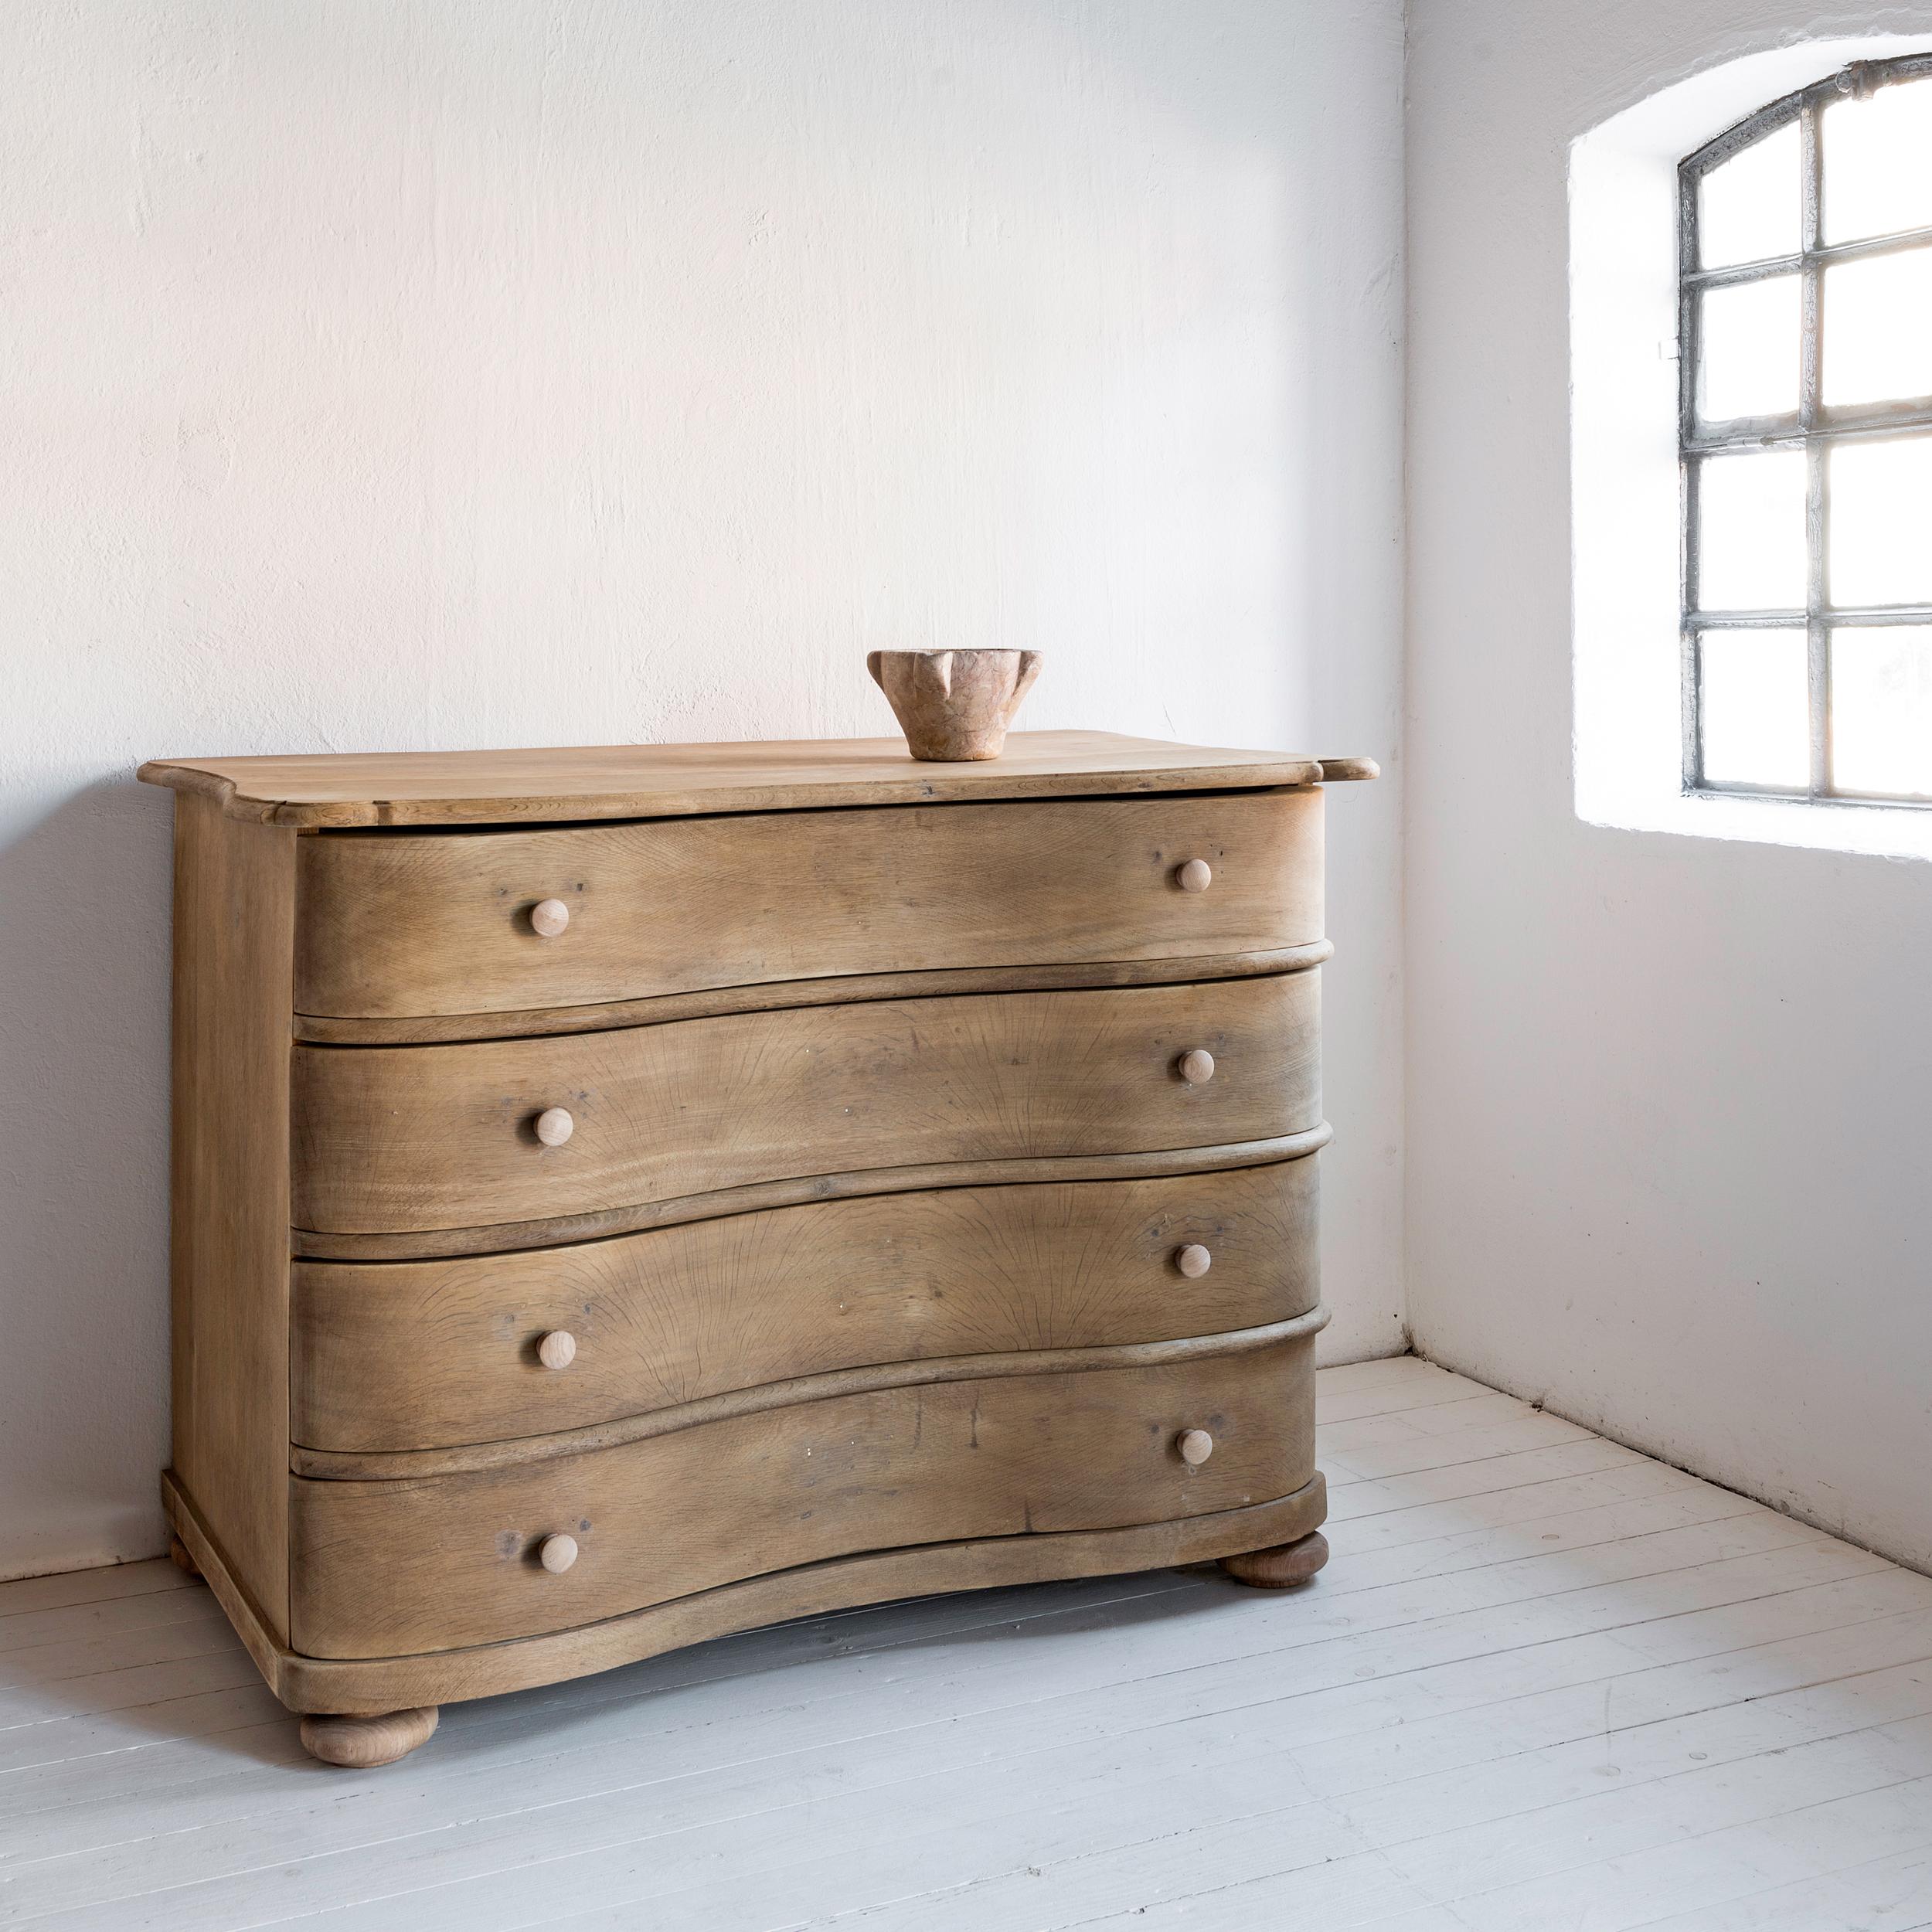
1680 53 1932 807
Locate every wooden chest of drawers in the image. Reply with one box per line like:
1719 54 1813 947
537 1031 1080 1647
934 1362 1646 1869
141 730 1371 1767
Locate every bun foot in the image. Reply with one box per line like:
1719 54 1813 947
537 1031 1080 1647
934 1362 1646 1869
168 1535 201 1580
300 1706 440 1768
1219 1529 1329 1589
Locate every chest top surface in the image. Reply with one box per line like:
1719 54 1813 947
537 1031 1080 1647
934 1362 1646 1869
138 730 1376 829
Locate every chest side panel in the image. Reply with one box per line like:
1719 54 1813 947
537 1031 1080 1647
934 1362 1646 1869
168 792 297 1638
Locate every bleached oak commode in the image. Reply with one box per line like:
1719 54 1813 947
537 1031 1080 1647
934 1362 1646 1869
139 731 1374 1767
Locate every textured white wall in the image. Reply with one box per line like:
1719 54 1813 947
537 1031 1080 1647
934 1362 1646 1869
0 1 1406 1577
1407 1 1932 1570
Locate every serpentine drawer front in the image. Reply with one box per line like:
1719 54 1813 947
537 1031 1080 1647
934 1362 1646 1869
291 1160 1320 1454
141 731 1372 1762
288 1332 1318 1658
290 974 1320 1239
294 791 1323 1020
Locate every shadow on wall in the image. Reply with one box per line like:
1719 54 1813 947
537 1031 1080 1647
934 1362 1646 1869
0 0 1408 1577
0 777 175 1577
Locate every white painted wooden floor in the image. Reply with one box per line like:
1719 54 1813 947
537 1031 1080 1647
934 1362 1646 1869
5 1356 1932 1931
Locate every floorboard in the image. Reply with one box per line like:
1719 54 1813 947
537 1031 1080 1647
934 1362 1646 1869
2 1356 1926 1931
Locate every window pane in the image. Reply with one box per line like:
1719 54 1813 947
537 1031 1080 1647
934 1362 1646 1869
1831 625 1932 796
1821 248 1932 407
1699 121 1801 267
1823 77 1932 244
1699 628 1811 787
1696 449 1808 611
1828 435 1932 605
1698 275 1801 422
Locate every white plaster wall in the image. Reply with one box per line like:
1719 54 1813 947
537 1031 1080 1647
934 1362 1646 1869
1407 1 1932 1570
0 1 1406 1578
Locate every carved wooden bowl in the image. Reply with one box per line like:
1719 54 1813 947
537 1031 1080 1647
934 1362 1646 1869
867 649 1044 761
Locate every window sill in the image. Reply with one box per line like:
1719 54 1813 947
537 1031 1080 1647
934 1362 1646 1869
1580 785 1932 862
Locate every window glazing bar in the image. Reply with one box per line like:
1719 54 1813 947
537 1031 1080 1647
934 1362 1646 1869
1687 399 1932 454
1689 605 1932 628
1682 53 1932 177
1801 100 1829 799
1685 224 1932 290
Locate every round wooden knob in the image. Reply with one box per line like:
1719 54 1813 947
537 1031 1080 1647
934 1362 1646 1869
1175 1243 1213 1279
534 1107 575 1147
1176 859 1213 893
537 1330 577 1370
1178 1049 1216 1086
1178 1428 1215 1468
539 1532 578 1574
530 898 571 937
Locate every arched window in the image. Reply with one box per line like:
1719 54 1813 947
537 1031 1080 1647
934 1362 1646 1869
1682 56 1932 803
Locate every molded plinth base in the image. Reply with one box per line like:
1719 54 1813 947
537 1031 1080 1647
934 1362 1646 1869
300 1706 440 1768
168 1535 201 1580
165 1466 1325 1716
1217 1529 1329 1588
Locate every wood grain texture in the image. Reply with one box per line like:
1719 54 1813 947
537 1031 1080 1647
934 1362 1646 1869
165 791 296 1640
1219 1529 1331 1587
168 1471 1325 1714
291 1310 1330 1481
138 730 1371 828
290 943 1332 1047
288 1330 1318 1658
142 730 1362 1752
290 1160 1320 1454
298 1706 438 1767
291 975 1320 1237
289 1126 1333 1261
161 1469 295 1700
293 791 1322 1019
866 648 1043 760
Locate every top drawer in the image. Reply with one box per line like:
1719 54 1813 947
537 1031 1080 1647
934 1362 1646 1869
294 791 1320 1019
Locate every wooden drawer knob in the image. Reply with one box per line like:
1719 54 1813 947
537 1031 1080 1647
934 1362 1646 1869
1176 859 1213 893
539 1532 579 1573
537 1330 577 1370
529 898 571 937
534 1107 575 1147
1175 1243 1213 1279
1178 1049 1216 1086
1178 1428 1215 1467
